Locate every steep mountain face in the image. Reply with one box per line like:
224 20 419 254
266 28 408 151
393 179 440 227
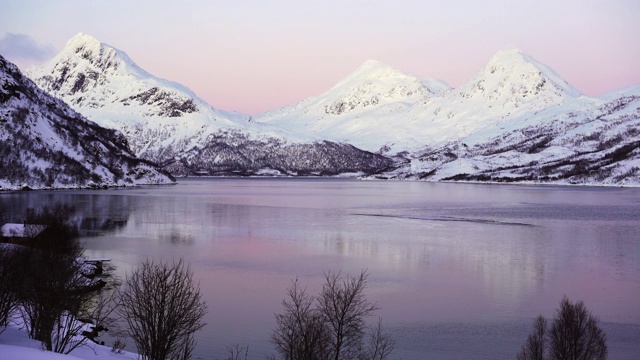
28 34 392 176
0 54 174 190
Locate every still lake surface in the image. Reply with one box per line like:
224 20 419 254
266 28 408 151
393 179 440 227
1 178 639 359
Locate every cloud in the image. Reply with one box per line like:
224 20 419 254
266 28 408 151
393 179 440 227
0 33 56 65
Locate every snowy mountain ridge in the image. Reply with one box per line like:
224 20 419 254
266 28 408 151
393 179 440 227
257 46 591 155
255 47 639 185
0 53 174 190
257 60 449 147
27 33 392 176
23 33 640 184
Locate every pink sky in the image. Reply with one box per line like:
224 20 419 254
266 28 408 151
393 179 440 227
1 0 639 115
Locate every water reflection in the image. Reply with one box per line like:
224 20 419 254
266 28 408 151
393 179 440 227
1 180 639 359
159 228 196 245
79 217 129 236
0 192 132 237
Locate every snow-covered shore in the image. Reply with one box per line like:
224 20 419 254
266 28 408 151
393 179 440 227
0 324 137 360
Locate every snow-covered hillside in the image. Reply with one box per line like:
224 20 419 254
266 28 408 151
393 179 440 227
28 34 392 176
0 54 174 190
373 87 640 185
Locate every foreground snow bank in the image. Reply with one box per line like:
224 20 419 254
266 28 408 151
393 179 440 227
0 325 137 360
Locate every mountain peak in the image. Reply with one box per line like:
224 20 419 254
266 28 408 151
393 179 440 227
487 45 539 69
30 32 162 87
28 33 209 118
62 33 114 62
358 59 394 71
336 59 403 86
58 32 130 73
491 45 523 57
457 46 582 101
65 32 101 50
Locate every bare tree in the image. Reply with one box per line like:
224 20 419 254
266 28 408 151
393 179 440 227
548 297 607 360
517 297 607 360
271 278 329 360
517 316 547 360
0 245 20 333
318 270 380 360
117 258 207 360
16 239 92 353
224 344 249 360
362 318 396 360
271 270 395 360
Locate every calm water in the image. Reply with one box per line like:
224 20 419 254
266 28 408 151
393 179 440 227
1 178 639 359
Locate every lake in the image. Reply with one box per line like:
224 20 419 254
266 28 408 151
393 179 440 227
1 178 639 359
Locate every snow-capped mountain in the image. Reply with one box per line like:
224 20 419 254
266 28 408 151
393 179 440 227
25 34 639 185
448 46 580 110
367 50 640 185
0 54 174 190
28 34 392 176
257 47 587 155
258 47 639 185
257 60 451 153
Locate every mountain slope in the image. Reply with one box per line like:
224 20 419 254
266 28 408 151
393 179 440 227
0 54 174 190
376 89 640 185
28 34 393 176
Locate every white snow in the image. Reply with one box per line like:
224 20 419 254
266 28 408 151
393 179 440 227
0 325 137 360
1 223 47 238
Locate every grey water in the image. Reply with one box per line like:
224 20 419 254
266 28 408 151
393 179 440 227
1 178 639 359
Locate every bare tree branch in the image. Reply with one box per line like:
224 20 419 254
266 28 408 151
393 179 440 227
271 270 393 360
518 297 607 360
117 258 207 360
517 315 547 360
